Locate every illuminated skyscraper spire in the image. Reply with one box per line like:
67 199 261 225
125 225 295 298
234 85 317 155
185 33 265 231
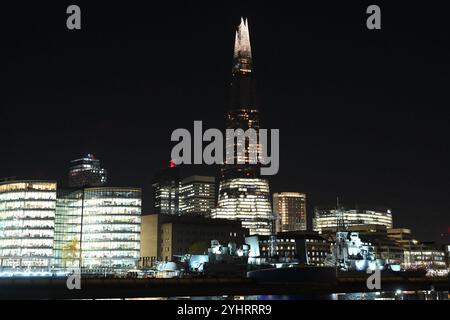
224 16 259 177
234 17 252 59
213 18 273 236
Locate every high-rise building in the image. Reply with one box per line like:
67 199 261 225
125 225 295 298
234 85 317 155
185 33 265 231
152 161 180 215
313 205 393 233
213 18 273 235
68 154 107 188
273 192 307 233
54 187 141 270
214 179 272 235
0 180 57 271
179 175 215 216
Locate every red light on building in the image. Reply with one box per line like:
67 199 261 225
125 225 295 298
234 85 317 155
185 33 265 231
169 160 176 168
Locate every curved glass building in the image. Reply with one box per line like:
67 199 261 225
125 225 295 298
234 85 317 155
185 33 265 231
0 181 57 270
82 188 141 269
313 205 393 233
54 187 141 270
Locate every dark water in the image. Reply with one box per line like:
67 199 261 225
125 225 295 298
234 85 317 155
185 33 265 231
128 290 449 300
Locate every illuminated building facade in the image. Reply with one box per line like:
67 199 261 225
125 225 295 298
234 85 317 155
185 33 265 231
54 189 82 268
387 228 447 273
179 175 215 216
405 242 447 274
273 192 307 233
213 179 272 235
245 232 330 266
214 18 273 235
446 245 450 270
152 161 180 215
54 187 141 270
68 154 107 188
0 181 57 270
313 205 393 233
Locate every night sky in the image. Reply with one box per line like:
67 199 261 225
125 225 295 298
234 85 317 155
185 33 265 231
1 1 449 242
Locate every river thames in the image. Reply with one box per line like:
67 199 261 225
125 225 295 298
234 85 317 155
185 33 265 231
123 290 449 300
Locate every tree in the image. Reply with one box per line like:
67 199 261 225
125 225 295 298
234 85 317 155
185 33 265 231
62 238 80 267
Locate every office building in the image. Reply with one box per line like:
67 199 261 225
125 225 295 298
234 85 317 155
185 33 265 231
245 231 331 266
68 154 107 188
0 180 57 270
213 179 273 235
405 242 447 274
273 192 307 233
446 245 450 269
140 214 248 264
387 228 447 273
152 161 180 215
313 205 393 233
214 18 273 235
179 175 215 217
54 187 141 270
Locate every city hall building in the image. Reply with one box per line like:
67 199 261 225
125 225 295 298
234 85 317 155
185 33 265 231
0 180 57 271
0 180 141 272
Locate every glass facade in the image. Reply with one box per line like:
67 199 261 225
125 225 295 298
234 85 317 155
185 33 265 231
221 19 260 181
179 175 216 216
313 206 393 233
213 179 273 235
68 154 107 188
54 187 141 270
152 163 179 215
54 189 83 268
273 192 307 233
405 243 447 274
0 181 57 270
215 20 273 235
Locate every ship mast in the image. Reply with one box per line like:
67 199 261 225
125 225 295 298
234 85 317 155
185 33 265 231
335 197 348 271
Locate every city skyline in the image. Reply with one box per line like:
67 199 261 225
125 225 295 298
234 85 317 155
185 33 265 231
2 2 450 242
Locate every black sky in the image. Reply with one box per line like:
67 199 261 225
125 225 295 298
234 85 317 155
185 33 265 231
1 1 449 242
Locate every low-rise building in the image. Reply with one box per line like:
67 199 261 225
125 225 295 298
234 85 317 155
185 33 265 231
245 231 331 266
387 228 447 273
140 214 248 265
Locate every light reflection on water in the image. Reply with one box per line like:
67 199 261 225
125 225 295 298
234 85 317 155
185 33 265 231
333 290 449 300
127 290 449 301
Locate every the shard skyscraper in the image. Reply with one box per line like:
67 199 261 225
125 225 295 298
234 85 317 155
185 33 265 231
212 18 273 235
